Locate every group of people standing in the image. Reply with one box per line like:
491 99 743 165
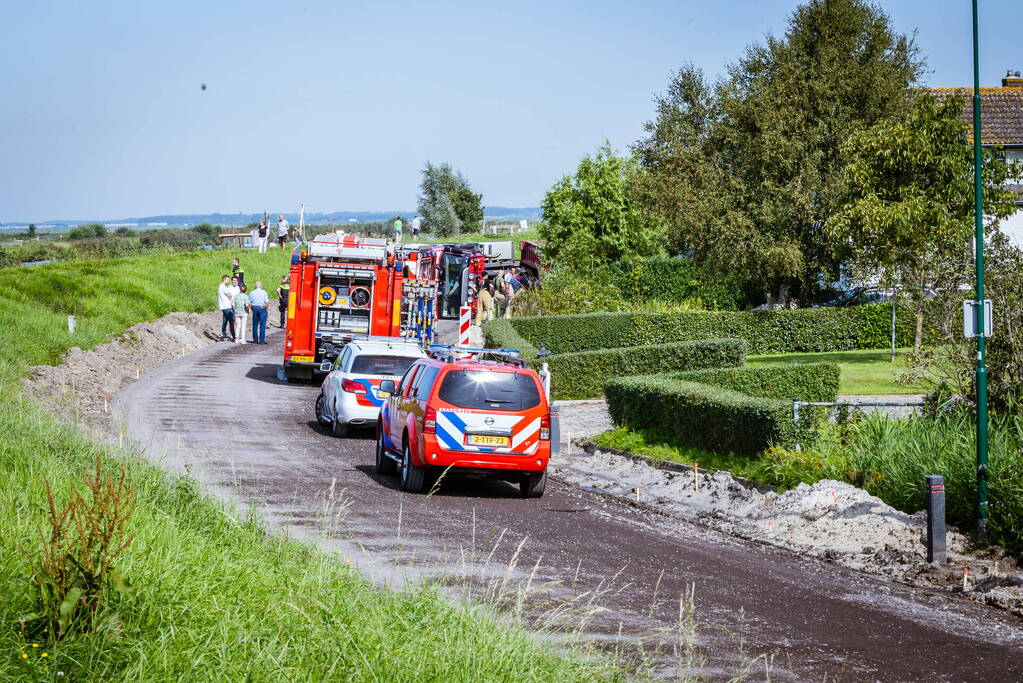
252 215 292 253
217 258 272 343
474 266 530 324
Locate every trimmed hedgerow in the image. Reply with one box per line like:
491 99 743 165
508 304 913 356
545 338 747 400
605 363 839 453
482 318 539 360
669 363 840 402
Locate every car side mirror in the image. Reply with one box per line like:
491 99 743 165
379 380 396 397
319 360 333 373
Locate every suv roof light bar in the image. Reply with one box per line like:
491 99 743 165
426 345 526 367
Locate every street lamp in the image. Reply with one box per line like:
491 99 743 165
971 0 989 540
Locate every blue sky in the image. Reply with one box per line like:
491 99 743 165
1 0 1019 221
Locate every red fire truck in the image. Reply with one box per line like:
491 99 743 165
283 234 437 381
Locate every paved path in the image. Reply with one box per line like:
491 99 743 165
114 339 1023 681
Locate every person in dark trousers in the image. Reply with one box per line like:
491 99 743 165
248 281 270 344
217 275 238 340
231 257 245 286
275 275 290 328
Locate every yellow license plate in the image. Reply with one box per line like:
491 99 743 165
469 435 510 447
290 355 315 363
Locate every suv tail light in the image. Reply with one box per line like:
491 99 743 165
540 413 550 440
341 379 368 394
424 406 437 434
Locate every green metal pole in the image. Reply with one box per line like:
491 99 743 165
971 0 989 540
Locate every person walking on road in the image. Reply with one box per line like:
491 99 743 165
218 275 237 341
393 217 403 243
231 257 245 286
249 281 270 344
233 284 250 344
277 215 289 248
411 215 422 239
275 275 290 328
256 220 269 253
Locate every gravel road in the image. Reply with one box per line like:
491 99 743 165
114 335 1023 680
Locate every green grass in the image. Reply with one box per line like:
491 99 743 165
0 251 618 681
747 348 926 395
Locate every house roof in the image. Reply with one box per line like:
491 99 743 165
926 87 1023 146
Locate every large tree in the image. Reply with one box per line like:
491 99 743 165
828 93 1021 354
417 162 483 237
634 0 923 304
540 144 662 268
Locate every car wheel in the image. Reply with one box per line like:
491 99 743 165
400 442 426 493
520 470 546 499
315 394 327 425
376 430 396 475
330 401 347 438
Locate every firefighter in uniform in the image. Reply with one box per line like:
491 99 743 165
275 275 290 328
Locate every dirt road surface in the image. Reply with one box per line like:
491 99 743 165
115 335 1023 680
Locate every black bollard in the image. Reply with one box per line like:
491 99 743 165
926 475 946 564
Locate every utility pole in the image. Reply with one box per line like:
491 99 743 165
971 0 989 540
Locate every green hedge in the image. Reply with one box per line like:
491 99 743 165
507 304 914 356
482 318 539 360
545 338 747 400
605 363 839 453
600 256 745 310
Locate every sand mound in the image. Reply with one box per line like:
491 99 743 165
23 310 222 432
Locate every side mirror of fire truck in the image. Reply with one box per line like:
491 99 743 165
378 380 396 397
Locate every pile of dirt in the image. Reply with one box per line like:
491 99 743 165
24 310 223 433
551 447 1023 616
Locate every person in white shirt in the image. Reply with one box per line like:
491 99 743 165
217 275 239 340
277 215 290 248
411 215 422 239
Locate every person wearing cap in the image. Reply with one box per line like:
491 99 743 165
275 275 290 328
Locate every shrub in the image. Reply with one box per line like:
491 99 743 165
605 363 839 453
509 304 913 356
68 223 108 240
546 338 747 399
602 256 745 310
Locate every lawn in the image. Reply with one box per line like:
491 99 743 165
0 251 618 681
746 348 927 395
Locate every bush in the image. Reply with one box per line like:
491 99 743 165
605 363 839 453
546 338 747 399
68 223 108 240
508 304 913 356
602 256 745 310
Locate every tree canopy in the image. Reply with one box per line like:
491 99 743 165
633 0 923 304
540 144 662 268
417 162 483 236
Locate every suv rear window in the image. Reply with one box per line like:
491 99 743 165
437 370 541 411
350 354 419 376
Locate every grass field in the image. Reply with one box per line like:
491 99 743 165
0 251 618 681
747 349 927 395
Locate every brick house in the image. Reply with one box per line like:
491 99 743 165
929 70 1023 243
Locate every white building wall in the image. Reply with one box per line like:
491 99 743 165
999 206 1023 247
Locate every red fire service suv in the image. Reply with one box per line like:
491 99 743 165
375 346 554 498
